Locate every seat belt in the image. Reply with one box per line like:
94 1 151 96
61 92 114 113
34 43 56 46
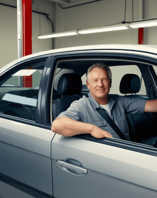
96 108 127 140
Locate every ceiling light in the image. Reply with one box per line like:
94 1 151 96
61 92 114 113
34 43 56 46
38 31 78 39
78 24 129 34
129 19 157 28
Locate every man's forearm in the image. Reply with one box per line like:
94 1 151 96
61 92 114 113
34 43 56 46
51 117 93 137
145 99 157 112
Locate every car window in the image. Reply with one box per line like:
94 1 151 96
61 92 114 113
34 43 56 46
2 69 43 88
152 65 157 76
81 74 88 90
81 65 146 95
109 65 146 95
0 59 46 121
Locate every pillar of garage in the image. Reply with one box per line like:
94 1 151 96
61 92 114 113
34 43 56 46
138 28 144 44
22 0 32 87
138 0 144 44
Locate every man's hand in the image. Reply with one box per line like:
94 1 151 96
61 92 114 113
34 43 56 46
90 125 113 139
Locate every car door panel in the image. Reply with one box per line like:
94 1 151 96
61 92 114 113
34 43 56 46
0 118 54 156
52 134 157 198
0 117 54 196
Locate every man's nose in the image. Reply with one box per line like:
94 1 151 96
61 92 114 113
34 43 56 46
98 80 104 86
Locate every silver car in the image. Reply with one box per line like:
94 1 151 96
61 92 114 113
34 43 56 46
0 45 157 198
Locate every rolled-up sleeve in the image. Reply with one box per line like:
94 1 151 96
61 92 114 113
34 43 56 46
55 100 84 121
121 96 147 114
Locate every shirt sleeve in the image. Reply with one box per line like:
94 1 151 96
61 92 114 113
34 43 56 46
120 96 147 114
55 99 84 121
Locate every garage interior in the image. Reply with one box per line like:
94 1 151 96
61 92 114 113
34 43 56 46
1 1 157 198
0 0 157 69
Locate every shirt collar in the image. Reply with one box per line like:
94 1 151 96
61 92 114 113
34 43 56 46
88 92 115 111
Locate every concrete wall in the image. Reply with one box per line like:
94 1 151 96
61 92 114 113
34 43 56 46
0 0 55 68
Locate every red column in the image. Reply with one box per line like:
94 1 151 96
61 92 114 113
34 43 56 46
22 0 32 87
138 28 144 44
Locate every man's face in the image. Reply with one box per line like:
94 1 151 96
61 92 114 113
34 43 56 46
86 68 111 101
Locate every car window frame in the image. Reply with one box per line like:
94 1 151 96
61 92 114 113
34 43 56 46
51 50 157 156
76 134 157 157
52 56 156 103
0 54 52 129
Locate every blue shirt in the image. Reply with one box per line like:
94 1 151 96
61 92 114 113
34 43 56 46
57 92 146 140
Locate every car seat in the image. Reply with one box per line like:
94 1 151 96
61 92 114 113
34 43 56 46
120 74 157 146
52 73 83 119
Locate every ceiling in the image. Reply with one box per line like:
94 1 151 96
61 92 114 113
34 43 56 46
49 0 101 8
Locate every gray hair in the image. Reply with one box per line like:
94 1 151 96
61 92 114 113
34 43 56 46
86 63 112 82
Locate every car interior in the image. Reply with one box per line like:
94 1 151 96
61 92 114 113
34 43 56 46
0 57 157 147
52 58 157 147
0 60 45 121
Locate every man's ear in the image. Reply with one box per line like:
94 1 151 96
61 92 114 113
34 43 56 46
110 79 112 87
86 80 89 89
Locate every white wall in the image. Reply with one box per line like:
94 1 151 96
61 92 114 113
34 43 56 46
144 0 157 44
55 0 157 49
0 0 55 68
55 0 137 49
0 0 157 69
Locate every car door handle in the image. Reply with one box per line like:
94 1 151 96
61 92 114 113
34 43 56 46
57 160 88 175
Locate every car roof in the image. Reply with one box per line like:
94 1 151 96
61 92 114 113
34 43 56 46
1 44 157 75
18 44 157 58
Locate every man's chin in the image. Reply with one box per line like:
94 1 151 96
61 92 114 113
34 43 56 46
96 94 107 99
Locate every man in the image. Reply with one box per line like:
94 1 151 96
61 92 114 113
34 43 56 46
51 63 157 140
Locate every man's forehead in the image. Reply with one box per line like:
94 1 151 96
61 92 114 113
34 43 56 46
90 68 108 76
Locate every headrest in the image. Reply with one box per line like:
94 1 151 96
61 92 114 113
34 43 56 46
57 73 82 96
120 74 141 94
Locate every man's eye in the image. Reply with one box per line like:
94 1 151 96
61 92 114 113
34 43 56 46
93 79 98 82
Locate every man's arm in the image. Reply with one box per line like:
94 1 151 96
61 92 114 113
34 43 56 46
51 117 113 139
145 99 157 112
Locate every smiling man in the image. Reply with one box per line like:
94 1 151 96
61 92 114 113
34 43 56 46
51 63 157 140
86 66 111 105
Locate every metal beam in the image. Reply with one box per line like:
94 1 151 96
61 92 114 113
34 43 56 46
17 0 23 87
138 0 144 44
49 0 69 4
69 0 80 2
22 0 32 87
22 0 32 56
17 0 22 58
